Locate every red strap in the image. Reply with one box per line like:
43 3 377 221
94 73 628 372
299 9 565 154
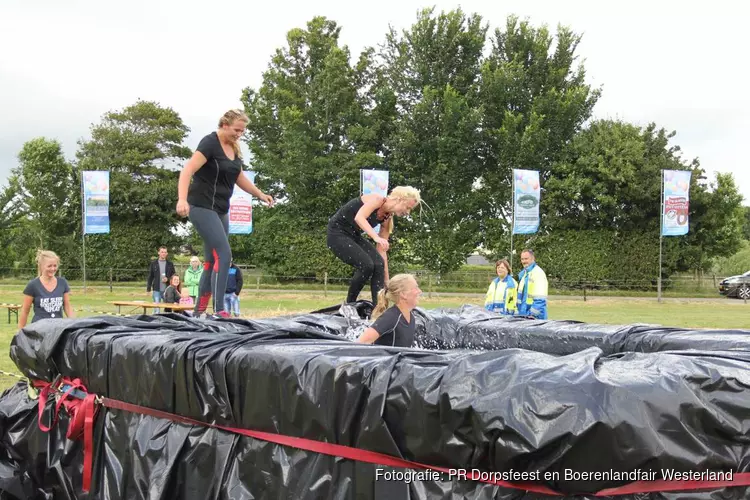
34 378 85 433
33 380 750 497
101 397 750 497
82 394 97 492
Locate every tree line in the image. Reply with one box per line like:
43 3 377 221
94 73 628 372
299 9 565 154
1 9 747 284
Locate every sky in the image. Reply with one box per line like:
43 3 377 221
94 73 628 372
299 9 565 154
1 0 748 202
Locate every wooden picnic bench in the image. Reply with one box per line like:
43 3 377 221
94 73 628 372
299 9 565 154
109 301 195 315
0 303 21 324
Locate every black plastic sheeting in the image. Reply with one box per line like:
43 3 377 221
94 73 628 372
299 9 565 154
2 305 750 499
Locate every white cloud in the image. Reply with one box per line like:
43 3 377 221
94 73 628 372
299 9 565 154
1 0 748 201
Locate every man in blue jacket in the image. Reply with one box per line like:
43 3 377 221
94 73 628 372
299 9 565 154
224 261 243 317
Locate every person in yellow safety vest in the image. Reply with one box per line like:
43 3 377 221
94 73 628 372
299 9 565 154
516 249 548 319
484 259 517 315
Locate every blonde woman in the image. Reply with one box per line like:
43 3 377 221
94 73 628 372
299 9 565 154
327 186 421 305
176 109 275 318
484 259 517 315
183 256 202 302
356 274 421 347
18 250 75 328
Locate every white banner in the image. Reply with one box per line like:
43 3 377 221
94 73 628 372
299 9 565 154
512 169 540 234
228 171 256 234
661 170 691 236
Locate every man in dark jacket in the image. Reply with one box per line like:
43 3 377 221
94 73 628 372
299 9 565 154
224 260 243 317
147 246 176 313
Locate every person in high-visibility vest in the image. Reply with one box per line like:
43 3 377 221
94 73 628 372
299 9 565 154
516 249 548 319
484 259 517 315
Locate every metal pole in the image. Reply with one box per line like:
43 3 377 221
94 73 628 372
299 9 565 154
657 171 664 303
81 174 87 293
510 169 515 266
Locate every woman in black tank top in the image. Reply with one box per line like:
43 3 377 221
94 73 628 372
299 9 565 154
326 186 421 306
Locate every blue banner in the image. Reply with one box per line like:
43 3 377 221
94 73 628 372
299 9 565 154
662 170 691 236
228 171 256 234
82 171 110 234
512 169 540 234
360 169 389 232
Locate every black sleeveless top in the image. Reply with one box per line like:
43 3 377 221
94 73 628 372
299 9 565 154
328 197 390 236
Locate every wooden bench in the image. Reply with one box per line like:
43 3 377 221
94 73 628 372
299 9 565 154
109 301 195 315
0 303 21 324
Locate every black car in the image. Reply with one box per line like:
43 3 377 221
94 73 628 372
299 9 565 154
718 271 750 299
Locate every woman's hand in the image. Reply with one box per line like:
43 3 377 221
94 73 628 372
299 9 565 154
176 199 190 217
260 193 275 207
375 236 390 252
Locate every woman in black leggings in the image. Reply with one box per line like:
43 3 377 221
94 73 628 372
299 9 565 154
327 186 421 305
176 109 274 318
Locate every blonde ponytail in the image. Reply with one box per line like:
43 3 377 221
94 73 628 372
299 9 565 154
372 287 390 319
371 273 416 320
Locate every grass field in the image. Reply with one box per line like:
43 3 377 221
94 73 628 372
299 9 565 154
1 288 748 391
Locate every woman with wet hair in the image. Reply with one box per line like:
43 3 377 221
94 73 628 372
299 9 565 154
327 186 421 306
357 273 421 347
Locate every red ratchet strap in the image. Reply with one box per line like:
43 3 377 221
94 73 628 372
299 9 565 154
34 378 750 497
33 378 98 492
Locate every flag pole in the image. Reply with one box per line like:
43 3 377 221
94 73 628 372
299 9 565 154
657 170 664 303
81 173 87 293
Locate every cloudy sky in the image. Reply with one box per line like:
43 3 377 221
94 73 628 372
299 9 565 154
1 0 748 202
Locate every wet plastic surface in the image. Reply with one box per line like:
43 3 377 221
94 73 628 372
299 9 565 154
2 305 750 499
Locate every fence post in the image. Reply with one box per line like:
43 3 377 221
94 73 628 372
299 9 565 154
713 274 717 289
256 276 260 293
109 268 113 293
324 271 328 298
583 285 587 302
428 274 433 299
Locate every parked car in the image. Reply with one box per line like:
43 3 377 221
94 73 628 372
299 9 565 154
718 271 750 299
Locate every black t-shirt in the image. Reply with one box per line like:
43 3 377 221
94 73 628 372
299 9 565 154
187 132 243 215
371 306 415 347
23 277 70 322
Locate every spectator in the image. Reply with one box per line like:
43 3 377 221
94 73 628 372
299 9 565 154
162 274 182 313
147 246 175 313
18 250 75 328
179 288 194 307
183 256 202 303
484 259 517 315
224 261 243 317
516 249 548 319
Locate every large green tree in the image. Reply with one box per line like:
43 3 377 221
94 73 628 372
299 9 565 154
2 138 79 269
240 17 393 278
477 16 600 257
382 8 488 274
75 100 192 278
543 120 745 274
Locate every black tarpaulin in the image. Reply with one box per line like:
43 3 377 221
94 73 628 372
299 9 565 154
1 305 750 499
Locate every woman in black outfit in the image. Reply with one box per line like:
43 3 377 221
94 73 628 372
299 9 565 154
357 273 422 347
327 186 421 305
176 109 274 318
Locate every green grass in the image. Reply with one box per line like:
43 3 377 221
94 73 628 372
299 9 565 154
1 289 749 391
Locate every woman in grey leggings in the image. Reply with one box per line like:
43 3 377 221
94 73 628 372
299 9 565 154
176 109 274 318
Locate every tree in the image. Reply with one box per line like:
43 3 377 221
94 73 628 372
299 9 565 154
241 17 391 277
543 119 745 274
382 8 488 274
544 121 678 232
3 138 78 267
75 100 192 277
476 16 600 256
742 206 750 241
